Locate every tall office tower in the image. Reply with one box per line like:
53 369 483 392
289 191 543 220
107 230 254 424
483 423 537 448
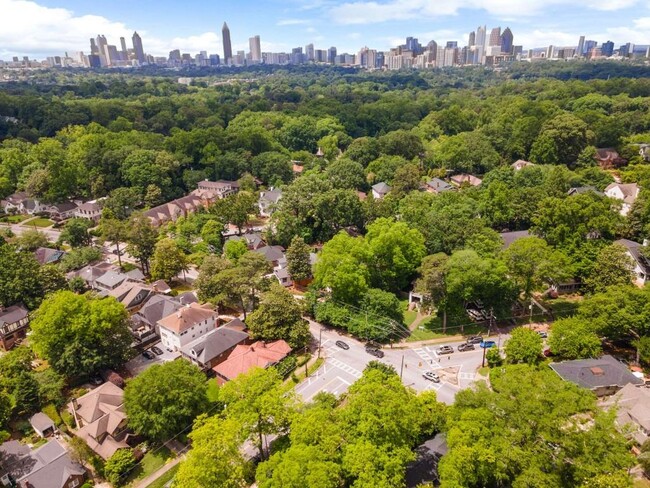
426 40 438 58
120 37 128 59
601 40 614 57
446 41 457 49
468 31 476 47
546 45 554 59
500 27 513 54
132 31 145 63
577 36 585 57
291 47 303 64
90 38 98 55
305 43 315 61
249 35 261 62
583 40 597 56
327 46 337 64
222 22 233 64
96 35 108 66
475 26 486 48
489 27 501 46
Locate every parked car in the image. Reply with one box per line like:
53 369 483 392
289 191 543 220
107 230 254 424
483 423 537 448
151 346 164 355
142 350 155 360
335 340 350 350
365 346 384 358
466 336 484 344
537 331 548 339
437 345 454 355
423 371 440 382
480 340 496 348
458 343 475 352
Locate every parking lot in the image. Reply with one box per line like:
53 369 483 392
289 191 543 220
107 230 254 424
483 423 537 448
296 321 498 405
125 342 180 376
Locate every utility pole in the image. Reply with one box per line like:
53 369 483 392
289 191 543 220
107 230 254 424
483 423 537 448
318 328 322 359
482 344 487 368
400 355 405 380
529 299 534 328
304 346 309 377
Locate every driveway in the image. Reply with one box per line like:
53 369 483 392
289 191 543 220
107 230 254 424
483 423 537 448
298 320 503 405
125 342 181 376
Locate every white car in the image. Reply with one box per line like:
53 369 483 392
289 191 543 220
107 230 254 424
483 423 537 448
423 371 440 382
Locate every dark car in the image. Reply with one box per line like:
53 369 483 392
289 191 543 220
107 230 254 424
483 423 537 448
365 346 385 358
466 336 484 344
437 345 454 355
142 350 155 360
335 340 350 350
151 346 164 355
458 343 475 352
537 331 548 339
480 340 496 348
422 371 440 382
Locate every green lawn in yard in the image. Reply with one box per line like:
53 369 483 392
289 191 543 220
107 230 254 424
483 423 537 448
400 300 418 327
206 378 219 403
145 463 179 488
407 314 487 342
170 281 194 293
124 446 173 487
0 215 30 223
25 217 54 228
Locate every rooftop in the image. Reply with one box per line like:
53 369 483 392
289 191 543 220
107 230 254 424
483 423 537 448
213 340 291 381
549 355 644 391
157 302 217 334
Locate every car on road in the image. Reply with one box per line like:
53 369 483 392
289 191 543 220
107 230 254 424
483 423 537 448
480 340 496 348
437 345 454 355
537 331 548 339
335 340 350 350
142 350 155 360
458 343 475 352
151 346 164 355
365 346 384 358
422 371 440 382
466 336 484 344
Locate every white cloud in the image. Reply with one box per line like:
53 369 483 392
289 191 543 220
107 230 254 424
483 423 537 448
277 19 311 26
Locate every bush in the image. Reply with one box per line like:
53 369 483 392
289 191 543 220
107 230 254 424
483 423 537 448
60 408 75 428
0 430 10 443
104 448 137 487
41 403 63 426
486 348 503 368
275 356 298 378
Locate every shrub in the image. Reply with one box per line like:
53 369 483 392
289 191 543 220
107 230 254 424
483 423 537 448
60 408 75 428
275 356 297 378
104 448 137 487
41 404 63 426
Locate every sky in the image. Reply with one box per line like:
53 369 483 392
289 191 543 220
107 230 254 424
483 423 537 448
1 0 649 59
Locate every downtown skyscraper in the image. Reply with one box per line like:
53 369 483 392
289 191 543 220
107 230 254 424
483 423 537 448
132 31 145 64
222 22 233 64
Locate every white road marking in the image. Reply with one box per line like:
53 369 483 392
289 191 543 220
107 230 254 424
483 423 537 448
459 372 476 380
414 348 442 369
328 357 363 379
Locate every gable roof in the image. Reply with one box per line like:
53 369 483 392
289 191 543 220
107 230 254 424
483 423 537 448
29 412 55 434
549 355 644 391
499 230 532 249
95 270 128 289
614 239 650 275
227 233 265 249
372 182 391 194
213 340 292 381
157 302 217 334
426 178 454 193
511 159 535 170
605 383 650 444
260 189 283 204
567 186 604 197
180 326 249 365
605 183 640 204
133 295 184 327
253 245 285 263
49 202 78 213
450 174 482 187
33 247 66 265
0 304 29 326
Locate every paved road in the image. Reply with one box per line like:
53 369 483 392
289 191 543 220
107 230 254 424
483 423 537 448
1 222 62 241
297 320 506 405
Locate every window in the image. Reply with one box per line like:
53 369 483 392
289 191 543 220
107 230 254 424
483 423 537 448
70 479 80 488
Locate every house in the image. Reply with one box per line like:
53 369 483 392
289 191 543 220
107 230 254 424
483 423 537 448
0 191 28 214
595 148 627 169
511 159 535 171
450 174 482 188
603 383 650 445
549 355 644 397
567 186 604 197
253 245 286 267
75 201 103 222
22 199 46 215
213 340 292 384
125 268 146 282
614 239 650 286
226 233 266 250
130 294 185 342
292 162 304 174
107 282 152 311
371 182 391 200
499 230 532 250
605 182 640 216
274 267 293 288
45 202 78 221
29 412 55 438
151 280 172 294
94 270 128 291
157 302 218 352
69 382 130 460
258 189 283 217
196 179 240 198
33 247 66 265
0 439 85 488
68 262 113 289
0 304 29 351
425 178 454 194
179 323 249 370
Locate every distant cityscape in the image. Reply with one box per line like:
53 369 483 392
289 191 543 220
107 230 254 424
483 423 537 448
2 22 649 70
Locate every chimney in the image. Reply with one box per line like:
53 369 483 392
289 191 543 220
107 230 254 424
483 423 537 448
72 398 79 410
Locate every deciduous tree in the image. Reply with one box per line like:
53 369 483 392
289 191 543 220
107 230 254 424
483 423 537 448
150 238 188 282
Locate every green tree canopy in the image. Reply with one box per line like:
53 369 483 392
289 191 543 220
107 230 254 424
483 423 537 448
548 317 602 360
504 327 543 365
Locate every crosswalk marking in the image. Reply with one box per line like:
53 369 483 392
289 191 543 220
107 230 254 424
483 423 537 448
328 357 363 379
414 348 441 369
459 372 476 380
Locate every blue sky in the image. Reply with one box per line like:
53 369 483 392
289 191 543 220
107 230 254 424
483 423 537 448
1 0 649 59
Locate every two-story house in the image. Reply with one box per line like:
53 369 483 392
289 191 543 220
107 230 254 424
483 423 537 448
75 201 103 222
0 304 29 350
605 182 640 216
258 189 283 217
196 179 240 199
157 303 218 352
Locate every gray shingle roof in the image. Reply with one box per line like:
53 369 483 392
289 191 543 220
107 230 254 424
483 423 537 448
180 326 249 365
549 355 644 391
499 230 531 249
614 239 650 275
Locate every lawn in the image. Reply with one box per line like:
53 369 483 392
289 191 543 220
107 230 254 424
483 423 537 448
25 217 54 227
206 378 219 403
124 446 173 487
0 214 30 223
145 463 179 488
170 280 194 294
400 300 418 327
407 314 487 342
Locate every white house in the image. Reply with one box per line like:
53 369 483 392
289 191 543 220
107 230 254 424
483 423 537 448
157 303 218 352
258 189 282 217
605 183 640 216
75 201 103 222
614 239 650 286
371 182 391 200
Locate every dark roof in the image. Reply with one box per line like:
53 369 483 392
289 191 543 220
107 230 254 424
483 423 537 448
614 239 650 274
372 182 391 194
227 233 265 249
426 178 454 192
50 202 78 213
34 247 66 265
0 304 29 326
549 355 644 391
499 230 531 249
180 327 249 365
253 245 285 263
132 295 183 327
567 186 604 197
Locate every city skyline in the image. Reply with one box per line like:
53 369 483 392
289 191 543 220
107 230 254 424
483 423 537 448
1 0 649 60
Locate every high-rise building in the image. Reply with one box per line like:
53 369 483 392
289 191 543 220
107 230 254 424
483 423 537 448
89 38 98 55
489 27 501 46
577 36 585 57
96 35 108 66
120 37 128 59
500 27 513 54
468 31 476 47
327 46 337 64
222 22 233 64
305 43 315 62
601 40 614 57
249 35 261 62
475 26 486 48
132 31 145 64
583 40 597 56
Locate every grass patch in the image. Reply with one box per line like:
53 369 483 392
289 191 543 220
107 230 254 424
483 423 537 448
144 463 179 488
0 215 30 223
291 358 325 383
170 281 194 293
206 378 219 403
477 366 490 377
25 217 54 228
407 314 486 342
400 300 418 327
124 446 173 487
